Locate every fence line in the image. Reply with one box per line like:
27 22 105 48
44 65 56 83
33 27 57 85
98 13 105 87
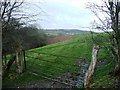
26 55 80 68
37 63 67 71
28 71 75 87
28 68 77 86
27 55 80 83
29 51 85 60
25 50 82 87
3 44 88 87
27 60 69 77
34 62 79 74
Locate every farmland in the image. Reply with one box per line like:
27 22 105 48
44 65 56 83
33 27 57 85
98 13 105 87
2 0 120 89
2 33 117 88
47 35 73 44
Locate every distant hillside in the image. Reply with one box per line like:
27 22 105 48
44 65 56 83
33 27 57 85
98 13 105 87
47 35 73 44
44 29 91 35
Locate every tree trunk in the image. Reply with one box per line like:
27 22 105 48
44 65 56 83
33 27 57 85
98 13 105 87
114 59 120 75
2 55 5 67
15 50 20 73
84 45 100 88
19 49 23 73
114 40 120 75
15 49 23 74
23 50 26 70
4 55 7 65
3 55 16 79
113 1 120 76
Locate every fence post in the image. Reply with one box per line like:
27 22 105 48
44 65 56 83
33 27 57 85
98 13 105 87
23 50 26 70
84 44 100 88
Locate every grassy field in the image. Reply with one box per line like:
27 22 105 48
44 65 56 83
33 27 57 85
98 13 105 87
3 33 116 88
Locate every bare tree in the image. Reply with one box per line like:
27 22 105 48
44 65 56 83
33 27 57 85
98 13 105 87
1 0 45 74
83 0 120 88
1 0 25 74
1 0 24 28
87 0 120 75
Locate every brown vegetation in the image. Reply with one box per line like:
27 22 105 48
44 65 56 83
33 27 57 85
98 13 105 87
47 35 73 44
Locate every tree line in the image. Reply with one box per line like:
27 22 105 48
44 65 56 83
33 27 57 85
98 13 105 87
1 0 47 76
3 19 47 55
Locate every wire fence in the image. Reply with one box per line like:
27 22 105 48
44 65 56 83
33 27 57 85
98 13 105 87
2 48 89 88
25 50 87 88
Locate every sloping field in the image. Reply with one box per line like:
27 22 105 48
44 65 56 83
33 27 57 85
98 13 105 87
3 33 116 88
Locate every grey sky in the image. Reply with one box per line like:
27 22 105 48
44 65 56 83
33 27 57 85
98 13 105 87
24 0 103 31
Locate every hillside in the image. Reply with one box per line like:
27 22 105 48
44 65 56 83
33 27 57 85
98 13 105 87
44 29 91 36
3 33 117 88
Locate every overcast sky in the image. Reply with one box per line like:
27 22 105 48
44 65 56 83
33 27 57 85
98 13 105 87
24 0 103 31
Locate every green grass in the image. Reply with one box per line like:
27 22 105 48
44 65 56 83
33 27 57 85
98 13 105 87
3 33 115 88
90 60 116 88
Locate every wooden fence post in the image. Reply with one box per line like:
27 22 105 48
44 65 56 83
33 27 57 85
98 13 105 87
84 44 100 88
23 50 26 70
15 49 23 74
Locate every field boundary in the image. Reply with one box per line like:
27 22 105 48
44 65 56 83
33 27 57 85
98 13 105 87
25 50 88 88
